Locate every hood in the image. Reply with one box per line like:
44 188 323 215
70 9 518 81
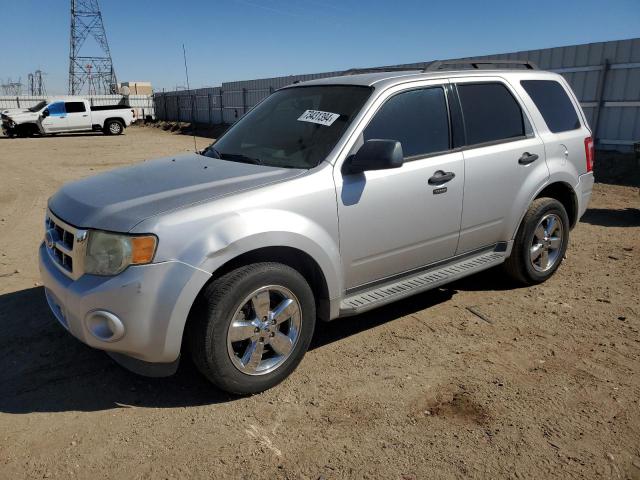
2 108 29 115
6 111 39 121
48 153 304 232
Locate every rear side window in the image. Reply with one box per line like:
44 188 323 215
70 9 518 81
521 80 580 133
364 87 449 158
65 101 86 113
457 83 525 145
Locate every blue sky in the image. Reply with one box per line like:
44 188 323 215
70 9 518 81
1 0 638 94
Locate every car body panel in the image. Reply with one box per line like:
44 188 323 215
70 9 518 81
38 68 594 373
48 153 305 232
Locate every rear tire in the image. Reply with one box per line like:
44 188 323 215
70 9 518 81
104 120 124 135
504 197 569 285
187 262 316 395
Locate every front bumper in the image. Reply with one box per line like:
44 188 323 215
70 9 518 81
38 243 210 370
2 120 15 136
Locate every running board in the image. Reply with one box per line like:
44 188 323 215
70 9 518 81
339 249 507 316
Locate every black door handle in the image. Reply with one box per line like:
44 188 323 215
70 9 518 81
518 152 539 165
428 170 455 185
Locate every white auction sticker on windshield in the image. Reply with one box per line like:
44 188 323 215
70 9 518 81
297 109 340 126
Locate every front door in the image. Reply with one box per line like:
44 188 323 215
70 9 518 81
336 85 464 289
40 102 67 133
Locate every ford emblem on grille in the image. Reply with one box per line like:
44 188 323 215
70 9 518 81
45 228 59 250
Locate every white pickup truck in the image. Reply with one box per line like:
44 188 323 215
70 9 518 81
1 97 136 137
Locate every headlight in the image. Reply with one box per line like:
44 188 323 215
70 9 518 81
84 231 157 276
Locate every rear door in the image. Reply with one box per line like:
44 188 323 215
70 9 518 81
453 78 549 254
40 102 68 133
64 101 91 131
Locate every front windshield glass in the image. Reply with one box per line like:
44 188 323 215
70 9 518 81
28 101 47 112
203 85 372 169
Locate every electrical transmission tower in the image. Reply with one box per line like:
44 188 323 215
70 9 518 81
1 78 23 96
68 0 118 95
28 70 47 96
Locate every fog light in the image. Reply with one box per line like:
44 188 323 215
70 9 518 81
84 310 125 342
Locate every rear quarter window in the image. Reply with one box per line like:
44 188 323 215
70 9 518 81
457 83 525 146
520 80 580 133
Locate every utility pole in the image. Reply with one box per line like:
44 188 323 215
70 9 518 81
68 0 118 95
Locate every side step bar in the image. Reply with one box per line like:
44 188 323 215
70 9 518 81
339 248 507 316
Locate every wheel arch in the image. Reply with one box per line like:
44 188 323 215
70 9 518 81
534 181 579 229
104 117 126 129
205 246 331 321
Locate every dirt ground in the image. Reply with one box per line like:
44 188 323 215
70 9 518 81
1 126 639 479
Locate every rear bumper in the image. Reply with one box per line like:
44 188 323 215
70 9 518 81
39 242 210 368
576 172 595 220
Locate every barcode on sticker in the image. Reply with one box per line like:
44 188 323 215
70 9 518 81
297 110 340 126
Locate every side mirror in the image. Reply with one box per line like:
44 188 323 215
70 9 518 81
344 139 404 174
41 109 49 118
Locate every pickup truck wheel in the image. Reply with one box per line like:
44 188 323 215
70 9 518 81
504 197 569 285
104 120 124 135
188 262 316 395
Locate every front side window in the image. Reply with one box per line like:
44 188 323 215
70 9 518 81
364 87 450 158
65 101 86 113
457 83 525 145
521 80 580 133
47 102 66 117
204 85 372 169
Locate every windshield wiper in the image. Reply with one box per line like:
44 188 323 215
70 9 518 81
219 153 263 165
200 147 262 165
201 146 222 158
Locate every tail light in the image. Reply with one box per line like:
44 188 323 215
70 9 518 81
584 136 594 172
131 109 136 119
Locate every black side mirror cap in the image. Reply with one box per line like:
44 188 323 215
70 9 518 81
344 139 404 174
41 109 49 118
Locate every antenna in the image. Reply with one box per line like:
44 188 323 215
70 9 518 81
182 44 198 153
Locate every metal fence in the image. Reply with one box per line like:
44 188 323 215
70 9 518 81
0 95 155 120
154 38 640 151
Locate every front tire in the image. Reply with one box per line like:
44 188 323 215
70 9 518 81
187 262 316 395
504 197 569 285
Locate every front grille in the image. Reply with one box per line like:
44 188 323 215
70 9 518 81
44 210 87 280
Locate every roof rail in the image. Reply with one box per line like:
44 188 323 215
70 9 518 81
341 66 421 76
424 59 538 71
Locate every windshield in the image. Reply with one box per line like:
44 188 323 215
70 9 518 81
28 101 47 112
203 85 372 169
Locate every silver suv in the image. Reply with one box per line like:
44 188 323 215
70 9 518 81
40 61 594 394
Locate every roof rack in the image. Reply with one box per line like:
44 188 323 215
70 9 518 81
341 67 421 76
424 59 538 71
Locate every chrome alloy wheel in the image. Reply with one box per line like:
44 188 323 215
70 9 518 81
226 286 302 375
529 213 563 272
109 122 122 134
